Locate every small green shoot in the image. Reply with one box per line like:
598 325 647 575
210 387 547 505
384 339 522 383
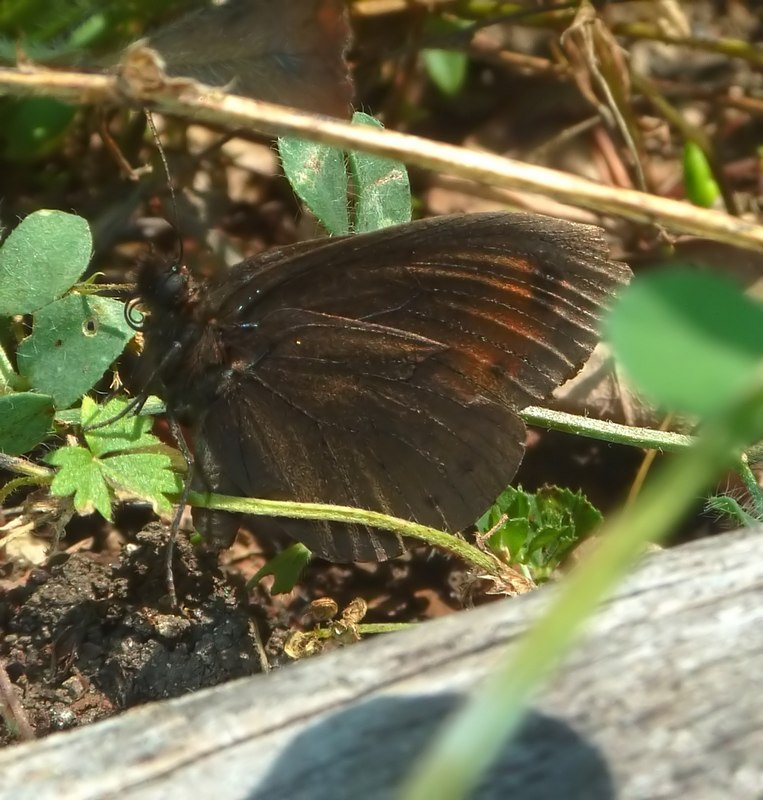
422 17 471 97
247 542 313 595
682 140 721 208
477 486 602 581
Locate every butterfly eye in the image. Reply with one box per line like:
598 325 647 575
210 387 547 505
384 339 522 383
154 270 186 308
137 261 188 312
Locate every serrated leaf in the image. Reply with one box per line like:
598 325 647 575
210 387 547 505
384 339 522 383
607 268 763 415
81 396 160 456
545 487 602 534
525 488 601 573
100 452 182 515
278 137 350 235
47 396 184 520
349 112 412 232
247 542 312 594
478 486 601 578
0 392 55 455
0 210 92 315
47 445 112 519
17 294 134 409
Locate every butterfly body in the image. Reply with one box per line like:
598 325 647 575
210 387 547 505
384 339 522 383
137 213 630 561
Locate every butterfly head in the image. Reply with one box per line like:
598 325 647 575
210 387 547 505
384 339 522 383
137 256 189 309
124 256 189 332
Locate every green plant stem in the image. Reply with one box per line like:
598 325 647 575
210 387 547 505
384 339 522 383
0 453 53 481
188 491 503 578
521 405 693 451
524 406 762 524
0 344 20 392
401 371 763 800
313 622 416 638
0 476 44 506
54 395 166 425
355 623 416 634
736 455 763 518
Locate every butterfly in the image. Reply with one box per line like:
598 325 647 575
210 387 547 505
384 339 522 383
134 211 630 562
143 0 352 116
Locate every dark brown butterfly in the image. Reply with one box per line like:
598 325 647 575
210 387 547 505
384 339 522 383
144 0 352 116
135 213 630 562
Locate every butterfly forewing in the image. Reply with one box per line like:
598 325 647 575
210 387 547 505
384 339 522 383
140 213 630 561
147 0 352 116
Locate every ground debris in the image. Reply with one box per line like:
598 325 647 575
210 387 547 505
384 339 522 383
0 524 260 745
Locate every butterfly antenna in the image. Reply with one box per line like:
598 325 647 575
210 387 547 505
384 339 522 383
145 110 184 267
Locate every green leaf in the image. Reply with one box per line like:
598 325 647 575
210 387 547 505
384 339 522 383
0 209 92 315
421 16 470 97
247 542 312 594
606 267 763 415
682 141 721 208
349 112 412 232
99 451 181 515
279 114 412 235
278 137 350 235
3 98 77 160
477 486 601 579
422 48 468 96
17 294 135 409
81 396 160 456
47 445 112 519
0 392 55 455
47 397 184 519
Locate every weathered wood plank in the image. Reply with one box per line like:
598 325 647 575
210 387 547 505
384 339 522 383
1 529 761 799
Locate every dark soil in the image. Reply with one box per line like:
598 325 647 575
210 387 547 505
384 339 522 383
0 501 492 744
0 525 258 745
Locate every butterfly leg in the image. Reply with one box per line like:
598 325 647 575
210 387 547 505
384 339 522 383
166 414 195 607
190 433 243 552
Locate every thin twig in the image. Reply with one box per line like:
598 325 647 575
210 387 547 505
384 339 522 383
1 65 762 250
0 659 35 742
613 22 763 68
